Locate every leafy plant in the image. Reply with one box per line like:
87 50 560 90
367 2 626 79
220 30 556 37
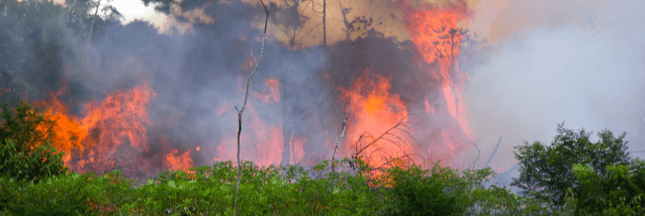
0 100 67 183
511 122 632 209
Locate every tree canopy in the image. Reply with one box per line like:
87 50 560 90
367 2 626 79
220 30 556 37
511 122 632 209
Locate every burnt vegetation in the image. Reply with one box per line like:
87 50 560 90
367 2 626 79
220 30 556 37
1 0 644 215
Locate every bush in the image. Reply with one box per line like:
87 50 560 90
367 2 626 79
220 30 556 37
384 162 464 216
1 170 135 215
0 100 67 183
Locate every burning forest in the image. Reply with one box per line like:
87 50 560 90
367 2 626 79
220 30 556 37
0 0 485 180
3 0 645 214
2 0 643 187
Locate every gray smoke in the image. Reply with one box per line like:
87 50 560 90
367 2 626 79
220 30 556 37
462 0 645 190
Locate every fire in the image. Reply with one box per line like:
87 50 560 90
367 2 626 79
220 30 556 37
339 69 410 169
251 78 280 104
165 149 193 171
35 79 194 176
403 0 471 87
37 91 87 152
215 77 287 167
36 86 86 155
402 0 475 165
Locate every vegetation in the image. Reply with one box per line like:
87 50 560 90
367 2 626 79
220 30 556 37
1 100 644 215
0 101 67 183
511 122 633 209
1 0 644 215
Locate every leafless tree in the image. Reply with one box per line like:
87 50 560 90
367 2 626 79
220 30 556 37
232 0 270 214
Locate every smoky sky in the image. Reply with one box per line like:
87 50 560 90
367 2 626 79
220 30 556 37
462 0 645 188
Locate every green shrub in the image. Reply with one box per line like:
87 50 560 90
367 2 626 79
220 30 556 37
0 138 67 183
0 100 67 183
383 162 463 216
1 170 136 215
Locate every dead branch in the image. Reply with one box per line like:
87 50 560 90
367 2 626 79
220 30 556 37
331 109 351 172
348 115 414 174
355 115 409 157
233 0 270 214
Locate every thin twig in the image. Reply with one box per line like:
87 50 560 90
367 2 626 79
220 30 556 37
356 115 409 156
331 109 351 172
233 0 270 214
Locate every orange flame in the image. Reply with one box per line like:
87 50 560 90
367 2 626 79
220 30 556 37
404 0 471 87
35 86 86 156
339 69 410 169
403 0 475 164
35 79 194 175
165 149 194 171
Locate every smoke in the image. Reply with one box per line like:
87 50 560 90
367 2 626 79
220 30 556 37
5 0 642 185
1 0 337 176
462 0 645 188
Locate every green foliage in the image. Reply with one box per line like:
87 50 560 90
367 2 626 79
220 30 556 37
4 98 641 215
1 170 136 215
0 101 67 183
0 138 68 183
383 161 466 216
555 160 645 216
511 123 631 208
0 100 52 151
0 100 69 212
1 157 559 215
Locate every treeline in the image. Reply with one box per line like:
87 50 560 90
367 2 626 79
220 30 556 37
2 102 645 215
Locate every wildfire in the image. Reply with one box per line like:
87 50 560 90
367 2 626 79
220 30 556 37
401 0 475 164
404 0 471 87
215 77 297 167
35 85 86 159
35 79 194 176
339 69 410 169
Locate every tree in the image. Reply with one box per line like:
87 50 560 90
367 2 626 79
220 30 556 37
232 1 270 215
511 122 632 209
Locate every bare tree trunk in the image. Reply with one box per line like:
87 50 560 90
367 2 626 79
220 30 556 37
280 75 292 166
331 109 351 172
323 0 327 47
233 1 270 215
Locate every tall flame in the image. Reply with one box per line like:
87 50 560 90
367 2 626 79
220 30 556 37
339 69 410 169
402 0 475 165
